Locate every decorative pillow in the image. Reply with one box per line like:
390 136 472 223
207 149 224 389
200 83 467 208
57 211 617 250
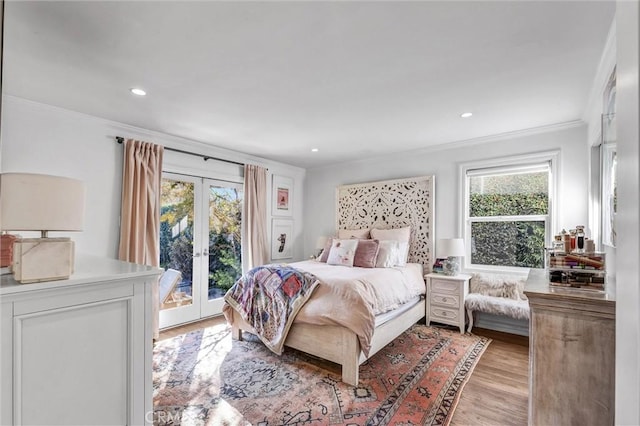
318 238 334 262
353 239 379 268
375 240 401 268
326 239 359 267
370 227 411 263
338 229 370 239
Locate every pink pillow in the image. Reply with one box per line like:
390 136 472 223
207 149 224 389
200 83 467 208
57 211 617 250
319 238 333 262
353 239 379 268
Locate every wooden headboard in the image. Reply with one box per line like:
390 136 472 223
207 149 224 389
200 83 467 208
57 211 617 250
336 175 435 270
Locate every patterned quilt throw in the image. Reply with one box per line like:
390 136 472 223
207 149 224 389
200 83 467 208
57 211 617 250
224 264 320 355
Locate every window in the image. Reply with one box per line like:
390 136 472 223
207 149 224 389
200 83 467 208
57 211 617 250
462 153 556 270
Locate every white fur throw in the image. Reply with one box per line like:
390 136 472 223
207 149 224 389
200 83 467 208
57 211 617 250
465 273 530 331
469 273 528 301
465 293 530 320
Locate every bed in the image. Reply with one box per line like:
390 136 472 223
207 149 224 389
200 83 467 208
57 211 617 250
225 175 435 386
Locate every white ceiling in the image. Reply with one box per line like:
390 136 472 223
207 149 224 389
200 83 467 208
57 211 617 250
3 1 615 168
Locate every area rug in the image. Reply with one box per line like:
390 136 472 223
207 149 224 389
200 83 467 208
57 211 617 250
152 323 490 426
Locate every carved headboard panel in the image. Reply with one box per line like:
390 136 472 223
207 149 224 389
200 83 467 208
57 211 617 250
336 175 435 270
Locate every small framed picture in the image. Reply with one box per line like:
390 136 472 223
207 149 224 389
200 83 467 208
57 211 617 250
433 258 446 274
271 218 294 260
272 175 293 217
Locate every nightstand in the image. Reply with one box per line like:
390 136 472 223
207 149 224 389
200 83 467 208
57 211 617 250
425 273 471 333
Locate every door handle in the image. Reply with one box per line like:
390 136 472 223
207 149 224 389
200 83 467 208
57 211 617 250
203 250 210 256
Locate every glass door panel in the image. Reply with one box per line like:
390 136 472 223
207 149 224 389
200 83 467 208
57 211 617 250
159 174 202 328
200 180 243 317
159 174 243 327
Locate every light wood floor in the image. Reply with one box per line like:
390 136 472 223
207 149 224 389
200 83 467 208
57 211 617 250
451 328 529 426
158 318 529 425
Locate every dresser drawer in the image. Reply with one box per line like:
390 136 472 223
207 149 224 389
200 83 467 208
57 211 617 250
430 279 459 294
429 306 460 323
430 292 460 308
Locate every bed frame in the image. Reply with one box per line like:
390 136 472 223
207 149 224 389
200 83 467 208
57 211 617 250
230 175 434 386
229 299 425 386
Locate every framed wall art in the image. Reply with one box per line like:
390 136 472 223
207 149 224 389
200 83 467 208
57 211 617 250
272 175 293 217
271 218 294 260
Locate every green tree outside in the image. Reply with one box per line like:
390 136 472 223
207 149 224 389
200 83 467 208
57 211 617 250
469 171 548 268
159 180 242 298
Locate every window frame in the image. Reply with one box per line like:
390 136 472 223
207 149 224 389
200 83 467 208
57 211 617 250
459 151 559 272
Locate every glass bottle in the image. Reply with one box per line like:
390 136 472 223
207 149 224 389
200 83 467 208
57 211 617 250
553 235 565 253
575 226 586 253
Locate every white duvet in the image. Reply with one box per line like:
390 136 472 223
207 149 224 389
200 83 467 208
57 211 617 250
289 260 425 356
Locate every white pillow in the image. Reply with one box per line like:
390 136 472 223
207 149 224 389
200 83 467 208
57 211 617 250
371 227 411 263
326 239 359 267
375 240 401 268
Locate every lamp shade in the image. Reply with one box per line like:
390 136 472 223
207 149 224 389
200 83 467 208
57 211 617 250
315 236 328 249
436 238 465 258
1 173 85 232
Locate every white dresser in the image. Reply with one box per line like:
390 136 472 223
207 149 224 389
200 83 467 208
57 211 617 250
0 256 162 425
425 273 471 333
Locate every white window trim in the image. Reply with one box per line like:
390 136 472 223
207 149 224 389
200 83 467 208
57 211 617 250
458 150 560 273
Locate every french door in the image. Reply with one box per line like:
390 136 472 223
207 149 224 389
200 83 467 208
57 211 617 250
159 172 243 329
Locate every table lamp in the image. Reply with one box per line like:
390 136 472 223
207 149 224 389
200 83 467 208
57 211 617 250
1 173 85 283
436 238 465 276
315 236 328 258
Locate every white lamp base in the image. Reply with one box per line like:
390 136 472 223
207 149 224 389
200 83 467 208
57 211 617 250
443 256 461 276
12 238 75 283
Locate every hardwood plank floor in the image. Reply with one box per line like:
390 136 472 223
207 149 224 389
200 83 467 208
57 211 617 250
451 328 529 426
158 320 529 425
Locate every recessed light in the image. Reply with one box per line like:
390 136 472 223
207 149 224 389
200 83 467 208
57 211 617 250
311 148 319 152
460 112 473 118
130 88 147 96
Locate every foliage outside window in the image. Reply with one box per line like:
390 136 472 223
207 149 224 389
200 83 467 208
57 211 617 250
465 164 551 269
160 179 242 298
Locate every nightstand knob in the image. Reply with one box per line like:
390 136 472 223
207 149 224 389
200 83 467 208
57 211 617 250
443 297 448 302
442 311 447 316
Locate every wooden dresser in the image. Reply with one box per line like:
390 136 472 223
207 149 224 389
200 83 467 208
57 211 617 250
0 256 162 425
525 269 615 426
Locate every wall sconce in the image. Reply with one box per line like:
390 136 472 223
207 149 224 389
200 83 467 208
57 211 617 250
436 238 465 276
1 173 85 283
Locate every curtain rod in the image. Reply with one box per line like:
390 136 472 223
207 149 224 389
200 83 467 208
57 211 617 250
115 136 245 167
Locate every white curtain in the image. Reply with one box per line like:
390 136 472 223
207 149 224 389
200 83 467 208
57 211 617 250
242 164 269 271
118 138 164 339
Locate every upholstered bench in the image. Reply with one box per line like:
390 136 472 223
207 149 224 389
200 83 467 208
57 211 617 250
465 272 530 333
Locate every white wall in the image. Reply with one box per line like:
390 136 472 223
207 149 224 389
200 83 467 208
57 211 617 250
304 123 589 260
0 95 306 262
614 1 639 423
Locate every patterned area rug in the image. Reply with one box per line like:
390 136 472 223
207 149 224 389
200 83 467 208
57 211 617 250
153 323 490 425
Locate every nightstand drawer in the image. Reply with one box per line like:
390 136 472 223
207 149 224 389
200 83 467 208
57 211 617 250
430 279 459 294
430 306 460 322
430 292 460 308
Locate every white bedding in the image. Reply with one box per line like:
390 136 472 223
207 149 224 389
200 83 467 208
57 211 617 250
289 260 425 356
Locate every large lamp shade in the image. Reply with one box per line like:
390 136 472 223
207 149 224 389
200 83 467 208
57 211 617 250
1 173 85 233
0 173 85 283
436 238 465 258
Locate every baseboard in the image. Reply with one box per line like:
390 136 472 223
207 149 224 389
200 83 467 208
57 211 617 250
473 312 529 336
